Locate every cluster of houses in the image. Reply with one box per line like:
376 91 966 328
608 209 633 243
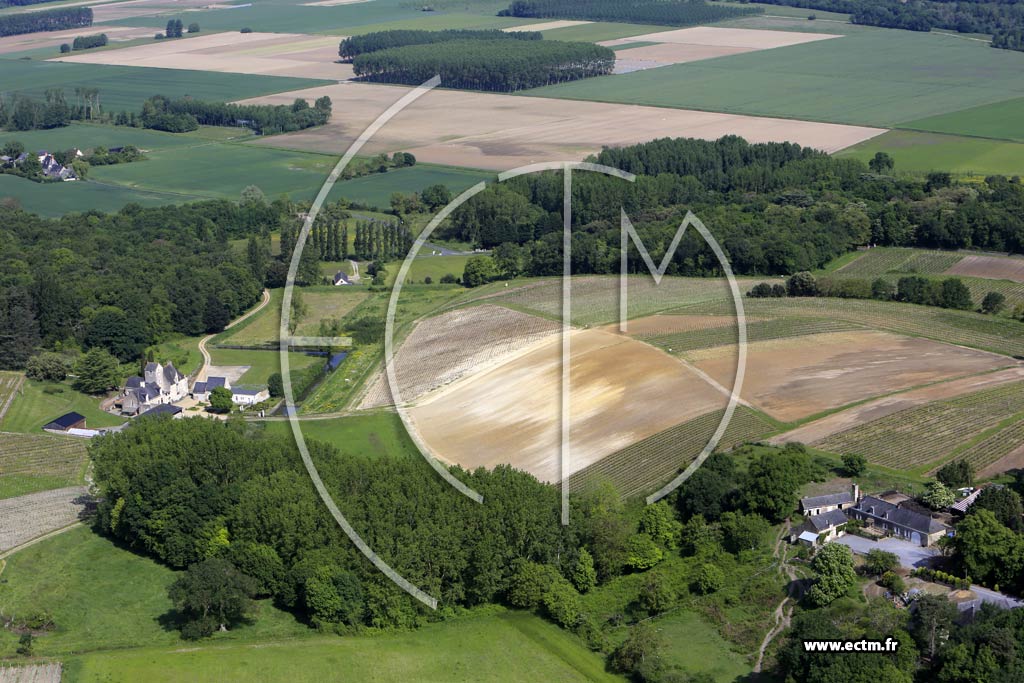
1 149 80 181
114 361 269 417
792 483 953 548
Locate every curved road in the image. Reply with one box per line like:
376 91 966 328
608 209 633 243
196 288 270 382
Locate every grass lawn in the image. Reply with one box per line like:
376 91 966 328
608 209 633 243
216 287 369 347
323 164 494 211
263 411 419 458
385 254 473 285
148 335 205 377
524 26 1024 128
901 95 1024 142
0 58 330 114
835 130 1024 178
206 348 324 387
0 379 125 434
649 610 752 682
63 610 618 683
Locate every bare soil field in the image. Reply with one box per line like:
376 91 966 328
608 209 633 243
946 254 1024 283
52 31 354 80
0 486 89 554
611 313 751 337
0 25 153 55
302 0 372 6
359 304 560 409
690 330 1012 422
771 366 1024 445
0 664 63 683
407 328 728 483
91 0 225 22
237 83 885 170
612 43 753 74
600 26 840 49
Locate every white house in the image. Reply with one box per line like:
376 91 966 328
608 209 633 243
36 151 77 181
800 484 860 516
231 388 270 406
119 362 189 416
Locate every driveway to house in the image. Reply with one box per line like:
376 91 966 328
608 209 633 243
832 534 940 568
196 288 269 382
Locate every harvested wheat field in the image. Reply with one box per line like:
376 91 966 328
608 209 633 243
91 0 228 22
237 83 885 170
690 330 1012 422
360 304 559 409
407 328 728 483
600 26 840 49
612 43 754 74
52 31 353 80
611 314 747 337
946 254 1024 283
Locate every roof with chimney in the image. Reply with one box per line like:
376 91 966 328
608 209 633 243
852 496 947 535
807 509 850 532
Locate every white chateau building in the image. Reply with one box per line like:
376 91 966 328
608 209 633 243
119 362 189 416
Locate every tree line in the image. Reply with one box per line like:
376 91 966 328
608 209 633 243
67 33 107 51
122 94 332 135
352 39 615 91
0 89 93 132
498 0 762 26
0 0 64 6
338 28 541 61
438 136 1024 283
0 7 91 37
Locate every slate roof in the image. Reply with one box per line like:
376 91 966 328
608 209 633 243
140 404 183 418
852 496 947 535
334 271 351 285
232 388 264 396
145 362 159 372
801 491 855 510
192 381 207 394
163 363 183 383
125 376 144 389
43 411 86 430
807 508 850 532
207 377 227 389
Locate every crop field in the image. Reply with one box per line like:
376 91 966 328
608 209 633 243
0 432 89 500
901 96 1024 142
526 27 1024 129
835 130 1024 178
0 664 62 683
206 348 324 387
383 254 472 286
947 254 1024 283
674 295 1024 358
0 373 23 424
55 31 354 80
941 417 1024 479
688 330 1011 422
640 315 864 353
408 328 730 484
566 406 775 497
0 486 89 553
0 25 153 56
359 304 560 409
814 381 1024 471
324 164 494 209
0 122 249 156
835 248 964 277
0 175 194 217
216 287 369 347
240 82 883 171
0 58 330 114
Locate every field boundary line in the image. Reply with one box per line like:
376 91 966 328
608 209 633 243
0 521 83 561
0 374 24 425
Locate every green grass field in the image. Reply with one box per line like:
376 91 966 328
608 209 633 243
0 122 252 156
385 254 472 285
836 130 1024 178
0 175 194 217
0 379 126 434
0 431 88 499
323 164 494 210
540 21 672 42
901 96 1024 142
525 26 1024 128
206 348 324 387
263 411 420 458
0 525 616 682
0 59 330 114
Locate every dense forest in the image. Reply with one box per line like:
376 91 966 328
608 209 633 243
120 94 333 135
759 0 1024 49
0 7 91 37
338 28 541 61
352 39 615 91
438 136 1024 279
498 0 762 26
0 0 63 6
0 198 283 369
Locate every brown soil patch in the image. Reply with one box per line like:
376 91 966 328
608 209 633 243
0 25 152 55
946 254 1024 283
607 314 747 337
52 31 353 80
772 365 1024 445
613 42 754 71
692 331 1012 422
407 328 727 483
978 442 1024 480
237 83 884 170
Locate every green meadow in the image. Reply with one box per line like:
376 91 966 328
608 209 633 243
901 96 1024 142
0 59 329 114
0 379 126 434
0 175 188 216
525 25 1024 128
836 130 1024 178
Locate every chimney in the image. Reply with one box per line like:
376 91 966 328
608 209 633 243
851 483 860 502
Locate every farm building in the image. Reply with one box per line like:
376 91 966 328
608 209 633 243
791 508 849 546
139 404 184 419
231 388 270 406
847 496 950 547
192 376 229 402
42 411 86 433
800 484 860 516
119 362 189 416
